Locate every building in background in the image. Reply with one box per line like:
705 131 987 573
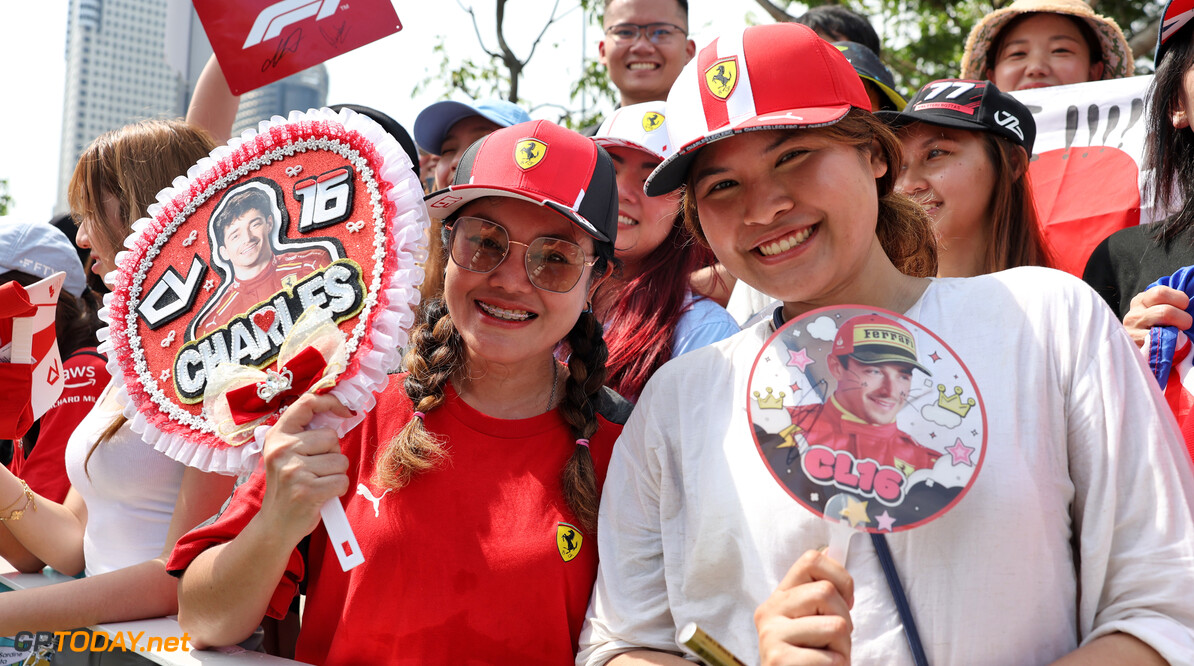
232 65 330 136
54 0 330 214
55 0 205 213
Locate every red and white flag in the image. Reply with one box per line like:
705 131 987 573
0 273 65 439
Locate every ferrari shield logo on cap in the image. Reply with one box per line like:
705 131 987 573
556 522 583 562
514 139 547 170
704 57 738 100
642 111 665 132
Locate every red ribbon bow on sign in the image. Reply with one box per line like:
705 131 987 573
204 306 348 446
224 346 332 426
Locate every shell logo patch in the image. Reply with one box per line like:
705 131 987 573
556 522 583 562
515 139 547 170
642 111 665 132
704 57 738 100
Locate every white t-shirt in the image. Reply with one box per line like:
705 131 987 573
64 383 185 575
579 267 1194 666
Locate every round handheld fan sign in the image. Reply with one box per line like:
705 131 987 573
747 306 986 561
100 108 429 570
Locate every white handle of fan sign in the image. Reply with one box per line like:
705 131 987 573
826 524 855 566
307 410 365 571
321 497 364 570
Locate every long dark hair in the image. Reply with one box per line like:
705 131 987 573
683 109 938 279
598 212 715 401
378 229 616 532
1147 32 1194 244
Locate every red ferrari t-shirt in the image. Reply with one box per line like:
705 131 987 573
169 377 629 664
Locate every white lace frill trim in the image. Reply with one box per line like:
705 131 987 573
98 107 429 475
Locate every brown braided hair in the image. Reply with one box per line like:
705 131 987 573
374 297 459 489
556 309 609 532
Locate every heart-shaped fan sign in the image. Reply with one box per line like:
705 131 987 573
747 306 986 559
100 108 429 570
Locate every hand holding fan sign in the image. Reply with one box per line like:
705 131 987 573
100 108 429 570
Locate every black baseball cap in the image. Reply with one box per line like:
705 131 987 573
423 120 618 244
834 41 906 111
330 103 420 179
878 79 1036 154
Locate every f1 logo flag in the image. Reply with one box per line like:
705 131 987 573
0 273 65 439
194 0 402 95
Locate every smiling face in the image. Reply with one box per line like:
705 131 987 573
829 355 913 425
988 13 1104 91
599 0 695 106
689 128 890 312
607 146 676 274
445 197 598 372
435 115 503 190
219 208 273 279
894 123 996 255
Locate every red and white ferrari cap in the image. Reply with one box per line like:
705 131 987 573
645 22 870 196
593 101 673 162
423 119 618 243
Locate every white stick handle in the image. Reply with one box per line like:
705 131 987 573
307 410 364 571
320 497 364 570
826 525 855 566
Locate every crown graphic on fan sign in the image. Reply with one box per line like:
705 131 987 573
936 385 976 418
753 387 785 410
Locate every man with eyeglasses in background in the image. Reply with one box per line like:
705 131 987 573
586 0 695 135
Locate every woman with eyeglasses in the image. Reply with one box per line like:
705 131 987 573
170 121 630 664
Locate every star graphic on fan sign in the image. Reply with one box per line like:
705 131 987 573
787 348 813 372
839 496 871 528
946 438 976 466
875 510 896 531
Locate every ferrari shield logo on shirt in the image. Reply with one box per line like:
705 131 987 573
642 111 665 132
514 139 547 170
556 522 583 562
704 58 738 100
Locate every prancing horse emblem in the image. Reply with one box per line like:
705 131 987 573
642 111 665 132
556 522 583 562
704 58 739 100
515 139 547 170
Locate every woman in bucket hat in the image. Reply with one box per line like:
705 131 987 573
881 78 1051 277
171 121 631 664
960 0 1133 91
578 22 1194 666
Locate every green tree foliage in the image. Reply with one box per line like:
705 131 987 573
0 179 12 216
754 0 1166 94
415 0 615 130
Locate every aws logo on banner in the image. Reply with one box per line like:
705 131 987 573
243 0 342 49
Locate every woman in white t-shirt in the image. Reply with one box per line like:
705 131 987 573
578 22 1194 666
0 119 237 634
